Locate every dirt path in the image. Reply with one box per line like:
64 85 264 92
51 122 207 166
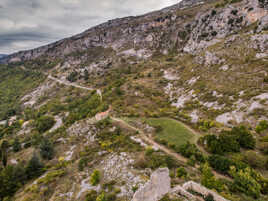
45 75 230 180
111 116 231 181
47 75 102 99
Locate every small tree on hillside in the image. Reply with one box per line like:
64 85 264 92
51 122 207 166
35 116 55 133
26 154 44 179
1 140 9 167
40 138 54 160
13 138 21 152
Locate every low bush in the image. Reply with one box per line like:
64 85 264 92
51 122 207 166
90 170 101 186
35 115 55 133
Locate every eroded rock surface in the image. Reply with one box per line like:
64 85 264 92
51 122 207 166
132 168 170 201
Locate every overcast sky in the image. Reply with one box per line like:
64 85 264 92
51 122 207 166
0 0 179 54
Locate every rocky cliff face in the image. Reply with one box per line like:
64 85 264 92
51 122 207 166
3 0 266 65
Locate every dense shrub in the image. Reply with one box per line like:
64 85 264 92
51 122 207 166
208 155 232 174
208 155 247 175
66 71 78 82
230 126 256 149
176 167 187 178
204 194 215 201
0 64 44 120
0 154 44 200
25 154 44 179
90 170 101 185
12 138 21 152
85 190 98 201
40 138 54 160
35 115 55 133
256 120 268 134
1 140 9 167
178 142 205 163
135 152 178 170
204 134 239 155
78 157 89 171
203 126 255 155
201 163 224 192
243 151 266 169
229 166 261 198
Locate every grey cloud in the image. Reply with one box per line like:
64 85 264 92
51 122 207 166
0 0 179 54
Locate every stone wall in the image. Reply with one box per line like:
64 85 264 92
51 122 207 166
182 181 230 201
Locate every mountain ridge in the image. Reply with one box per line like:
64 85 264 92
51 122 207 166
0 0 216 64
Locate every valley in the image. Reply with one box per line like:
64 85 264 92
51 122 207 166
0 0 267 201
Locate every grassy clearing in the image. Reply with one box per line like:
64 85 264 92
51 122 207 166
144 118 195 147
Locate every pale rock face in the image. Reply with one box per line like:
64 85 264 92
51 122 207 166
163 69 180 81
205 51 224 66
132 168 171 201
256 52 268 58
257 15 268 32
187 76 200 85
216 111 244 125
21 80 56 108
49 116 63 132
184 39 221 54
219 64 229 71
100 153 145 198
190 110 199 123
250 34 268 52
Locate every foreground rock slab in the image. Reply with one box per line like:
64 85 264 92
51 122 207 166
132 168 170 201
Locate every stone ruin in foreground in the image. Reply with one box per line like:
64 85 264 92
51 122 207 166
132 168 229 201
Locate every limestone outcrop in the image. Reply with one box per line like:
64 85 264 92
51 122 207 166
131 168 171 201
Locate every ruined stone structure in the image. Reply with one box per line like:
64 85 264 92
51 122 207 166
132 168 230 201
182 181 230 201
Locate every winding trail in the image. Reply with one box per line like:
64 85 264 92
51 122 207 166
46 75 230 181
111 117 188 163
47 75 102 100
111 116 231 181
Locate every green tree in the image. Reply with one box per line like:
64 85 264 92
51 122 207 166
0 165 19 200
176 167 187 178
229 166 261 198
208 155 232 174
96 192 106 201
84 69 89 81
12 138 21 152
90 169 101 186
67 71 78 82
243 151 266 169
231 126 256 149
201 163 223 191
1 140 9 167
40 138 54 160
25 154 44 179
256 120 268 134
204 194 215 201
85 190 98 201
35 116 55 133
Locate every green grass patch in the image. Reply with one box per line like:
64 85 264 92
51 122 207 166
144 118 195 147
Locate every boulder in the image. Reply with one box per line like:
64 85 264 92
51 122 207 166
132 168 171 201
